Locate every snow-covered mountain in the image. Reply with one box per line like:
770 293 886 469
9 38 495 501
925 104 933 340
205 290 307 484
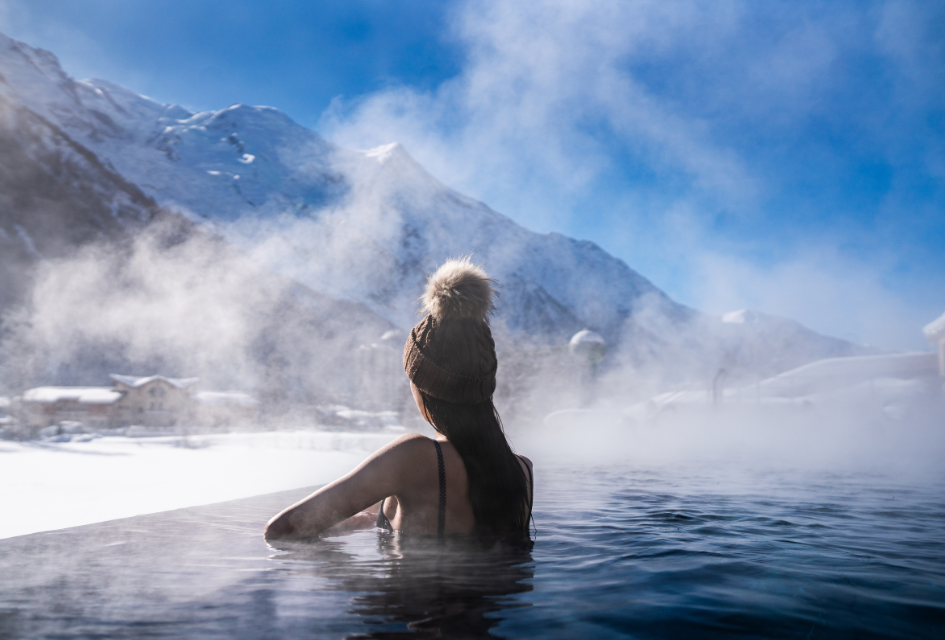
0 32 680 341
0 32 876 403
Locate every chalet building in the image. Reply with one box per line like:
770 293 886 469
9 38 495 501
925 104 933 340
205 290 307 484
109 374 199 427
21 387 122 431
22 374 198 430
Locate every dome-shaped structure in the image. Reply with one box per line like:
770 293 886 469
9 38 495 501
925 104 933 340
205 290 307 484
569 328 606 365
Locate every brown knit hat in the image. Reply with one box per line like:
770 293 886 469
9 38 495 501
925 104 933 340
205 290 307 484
403 258 497 404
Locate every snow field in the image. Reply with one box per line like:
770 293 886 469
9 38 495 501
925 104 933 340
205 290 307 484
0 430 401 540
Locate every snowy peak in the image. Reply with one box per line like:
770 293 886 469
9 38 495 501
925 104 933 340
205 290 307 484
0 33 342 219
0 32 71 91
722 309 750 324
364 142 404 164
721 308 836 335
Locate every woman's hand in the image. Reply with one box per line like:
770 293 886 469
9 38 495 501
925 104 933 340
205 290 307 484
323 509 380 535
264 510 299 539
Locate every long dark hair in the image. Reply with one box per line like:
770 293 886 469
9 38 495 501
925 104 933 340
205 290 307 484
420 391 530 537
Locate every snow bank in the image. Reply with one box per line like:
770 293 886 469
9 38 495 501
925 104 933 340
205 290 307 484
0 430 401 540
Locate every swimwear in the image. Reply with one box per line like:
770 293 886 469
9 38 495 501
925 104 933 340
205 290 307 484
375 440 444 534
374 440 534 536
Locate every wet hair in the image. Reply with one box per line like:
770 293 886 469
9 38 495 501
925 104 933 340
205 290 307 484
419 391 530 538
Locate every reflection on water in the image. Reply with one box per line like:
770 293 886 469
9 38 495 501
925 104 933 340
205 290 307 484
0 465 943 638
271 534 533 638
0 487 535 639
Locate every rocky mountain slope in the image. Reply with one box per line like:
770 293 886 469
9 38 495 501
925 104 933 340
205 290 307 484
0 35 395 404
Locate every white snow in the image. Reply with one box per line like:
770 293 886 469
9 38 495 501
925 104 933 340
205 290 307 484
924 311 945 341
0 430 401 540
722 309 747 324
757 352 938 397
22 386 122 404
365 142 402 163
569 328 606 345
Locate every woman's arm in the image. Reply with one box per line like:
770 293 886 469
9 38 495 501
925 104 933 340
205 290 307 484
264 433 426 540
321 501 382 534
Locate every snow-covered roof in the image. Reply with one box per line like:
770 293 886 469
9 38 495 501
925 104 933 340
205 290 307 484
109 374 199 390
195 391 258 407
22 387 122 404
924 312 945 342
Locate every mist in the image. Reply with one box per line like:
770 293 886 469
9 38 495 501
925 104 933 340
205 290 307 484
0 214 396 412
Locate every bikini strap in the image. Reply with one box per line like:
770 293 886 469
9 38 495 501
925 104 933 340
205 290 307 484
374 497 390 531
433 440 446 537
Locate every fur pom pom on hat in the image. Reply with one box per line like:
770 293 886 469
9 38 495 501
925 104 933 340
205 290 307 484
421 258 494 321
404 258 498 405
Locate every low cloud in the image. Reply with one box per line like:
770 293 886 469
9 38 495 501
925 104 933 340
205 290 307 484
320 0 759 229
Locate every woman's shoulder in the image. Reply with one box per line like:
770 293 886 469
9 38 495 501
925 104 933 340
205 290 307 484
376 432 435 458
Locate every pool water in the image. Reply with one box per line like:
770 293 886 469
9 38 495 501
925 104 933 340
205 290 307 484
1 465 943 638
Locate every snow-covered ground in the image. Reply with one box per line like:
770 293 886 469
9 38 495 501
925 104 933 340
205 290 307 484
0 430 402 540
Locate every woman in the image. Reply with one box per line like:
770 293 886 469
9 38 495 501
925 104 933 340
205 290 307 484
265 258 532 540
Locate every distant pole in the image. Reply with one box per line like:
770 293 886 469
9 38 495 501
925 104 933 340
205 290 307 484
920 312 945 396
712 368 727 406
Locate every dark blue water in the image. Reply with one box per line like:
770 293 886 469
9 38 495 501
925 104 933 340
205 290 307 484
1 465 943 638
524 467 945 638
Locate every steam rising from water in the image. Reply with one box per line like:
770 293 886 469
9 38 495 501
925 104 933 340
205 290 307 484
0 215 394 409
2 199 941 476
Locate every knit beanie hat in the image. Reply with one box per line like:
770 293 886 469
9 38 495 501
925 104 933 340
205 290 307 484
403 258 498 405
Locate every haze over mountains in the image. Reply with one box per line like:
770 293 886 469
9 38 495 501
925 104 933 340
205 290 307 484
0 32 876 413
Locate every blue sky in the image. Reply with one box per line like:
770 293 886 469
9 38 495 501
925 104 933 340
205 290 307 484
1 0 942 350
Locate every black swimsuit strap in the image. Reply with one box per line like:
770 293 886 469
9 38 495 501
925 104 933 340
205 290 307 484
433 440 446 537
375 440 447 536
375 497 390 530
